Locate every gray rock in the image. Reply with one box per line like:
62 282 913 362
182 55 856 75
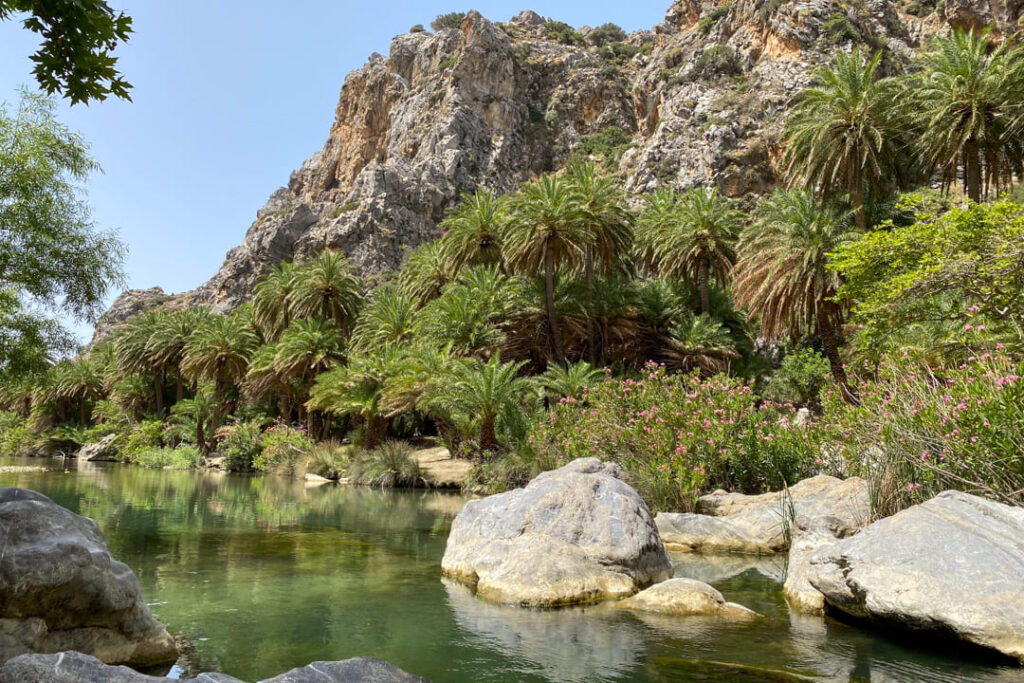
258 657 428 682
616 578 760 620
89 288 172 346
0 489 178 667
808 491 1024 661
75 434 118 462
441 458 672 606
656 475 869 554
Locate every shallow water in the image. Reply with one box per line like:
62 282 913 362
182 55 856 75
0 456 1019 682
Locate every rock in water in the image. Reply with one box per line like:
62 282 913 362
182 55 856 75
441 458 672 606
258 657 429 682
655 475 869 554
0 489 178 667
808 491 1024 661
76 434 119 462
616 578 760 621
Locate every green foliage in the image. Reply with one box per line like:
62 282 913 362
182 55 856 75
0 0 133 103
586 23 626 47
351 441 424 487
132 445 203 470
255 423 313 476
0 412 34 457
823 12 861 44
542 20 585 47
218 420 265 472
833 199 1024 356
431 12 465 31
698 2 733 35
529 364 818 510
122 419 164 462
306 440 351 480
596 42 641 66
764 349 831 408
688 46 742 81
576 126 633 163
409 24 425 33
0 93 125 376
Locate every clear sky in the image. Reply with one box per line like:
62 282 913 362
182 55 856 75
0 1 670 341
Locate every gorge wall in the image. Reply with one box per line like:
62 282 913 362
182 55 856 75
94 0 1020 336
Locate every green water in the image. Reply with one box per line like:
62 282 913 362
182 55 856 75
0 457 1020 682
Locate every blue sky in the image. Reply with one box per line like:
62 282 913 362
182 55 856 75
0 1 669 341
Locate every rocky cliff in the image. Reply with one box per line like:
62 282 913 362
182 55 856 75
94 0 1020 335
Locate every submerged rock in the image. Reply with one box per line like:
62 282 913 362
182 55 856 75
656 475 869 554
0 651 427 682
617 578 760 621
0 489 178 667
441 458 672 606
808 491 1024 661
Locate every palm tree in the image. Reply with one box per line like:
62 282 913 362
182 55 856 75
535 360 603 402
636 187 742 315
350 285 417 353
422 353 530 452
287 250 362 330
147 308 212 403
504 174 587 365
273 318 345 432
438 189 505 273
732 189 859 401
168 392 216 453
398 240 450 307
181 312 259 414
567 160 633 361
783 47 900 230
115 311 166 414
904 29 1024 202
664 314 739 376
253 260 297 342
52 358 104 425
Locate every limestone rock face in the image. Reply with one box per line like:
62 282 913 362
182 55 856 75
0 489 178 667
616 578 760 620
441 458 673 606
808 491 1024 662
102 0 995 320
656 475 869 554
89 288 172 345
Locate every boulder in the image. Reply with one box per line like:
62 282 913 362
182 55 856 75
75 434 119 462
808 491 1024 661
0 651 427 683
616 578 760 621
0 489 178 667
656 475 869 554
441 458 672 606
259 657 428 682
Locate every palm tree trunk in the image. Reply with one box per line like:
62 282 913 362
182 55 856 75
480 416 498 453
544 246 566 366
965 139 982 203
819 313 858 405
697 257 710 315
585 244 596 363
365 416 384 449
849 159 867 232
79 400 87 427
196 420 207 455
175 372 183 404
153 369 164 416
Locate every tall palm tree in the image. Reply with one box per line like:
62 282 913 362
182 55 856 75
273 318 345 432
350 284 417 353
783 47 900 231
398 240 450 307
147 308 212 403
504 174 587 365
567 160 633 361
732 189 860 401
181 312 259 408
114 310 166 414
904 29 1024 202
438 189 505 273
52 357 104 425
636 187 742 315
253 260 297 342
287 250 362 330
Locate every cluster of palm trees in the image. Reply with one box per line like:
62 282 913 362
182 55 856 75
4 28 1022 458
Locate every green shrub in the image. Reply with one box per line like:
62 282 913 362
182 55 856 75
133 445 204 470
218 420 265 472
699 1 733 34
529 363 818 511
587 22 627 46
468 440 558 493
597 41 641 65
764 349 831 408
410 24 425 33
431 12 465 31
577 126 633 163
823 12 861 44
255 423 313 476
307 440 351 480
123 420 164 462
542 20 585 46
689 45 742 81
0 412 35 457
351 441 424 487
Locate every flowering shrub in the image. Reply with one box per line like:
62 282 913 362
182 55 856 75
254 422 313 476
528 363 820 511
218 420 265 472
821 352 1024 514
